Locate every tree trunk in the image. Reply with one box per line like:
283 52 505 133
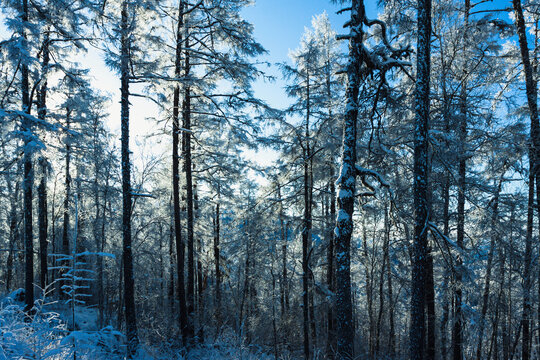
386 216 395 357
61 108 72 299
182 32 196 340
334 1 364 358
5 176 19 292
37 159 48 290
302 73 312 360
452 4 470 360
327 172 336 358
410 0 431 358
512 1 540 359
98 164 110 327
475 175 503 360
172 0 188 343
363 223 374 359
37 32 49 292
21 0 34 314
214 199 221 330
426 246 436 359
375 206 389 357
277 181 288 319
120 0 139 354
168 222 175 314
440 58 452 360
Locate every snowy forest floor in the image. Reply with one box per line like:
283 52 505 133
0 289 278 359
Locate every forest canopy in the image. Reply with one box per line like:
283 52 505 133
0 0 539 359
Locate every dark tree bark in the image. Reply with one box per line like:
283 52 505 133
21 0 34 314
120 0 139 355
375 206 389 358
410 0 431 359
334 1 364 358
168 222 175 315
426 246 436 359
37 31 50 291
301 73 312 360
182 33 196 340
277 181 288 318
386 216 395 357
439 53 452 360
98 162 110 327
37 159 48 290
172 0 188 343
213 198 221 329
61 108 72 299
5 174 19 293
475 175 503 360
327 172 336 358
452 4 470 359
512 2 540 360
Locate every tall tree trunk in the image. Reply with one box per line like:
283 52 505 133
5 176 19 292
98 165 110 327
214 198 221 330
61 108 72 299
410 0 431 358
334 1 364 358
302 73 312 360
375 205 389 357
21 0 34 314
476 175 503 360
37 31 49 291
196 222 204 339
168 222 175 315
327 171 336 358
277 181 288 318
440 54 451 360
239 223 252 342
120 0 139 355
426 246 436 359
172 0 188 343
512 1 540 359
453 4 470 360
37 159 48 290
363 223 375 359
386 215 395 357
182 32 195 340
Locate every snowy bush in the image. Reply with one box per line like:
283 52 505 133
0 288 67 359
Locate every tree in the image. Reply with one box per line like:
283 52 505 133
119 0 139 354
410 0 431 359
512 2 540 360
333 1 409 358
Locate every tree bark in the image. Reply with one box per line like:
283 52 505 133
21 0 34 314
172 0 188 343
475 175 503 360
37 31 49 292
334 1 364 358
452 4 470 359
327 172 336 358
37 159 48 290
277 181 288 318
61 108 72 299
512 1 540 359
301 73 312 360
182 32 195 340
214 198 221 330
120 0 139 354
410 0 431 358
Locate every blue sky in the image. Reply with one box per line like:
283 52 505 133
242 0 378 109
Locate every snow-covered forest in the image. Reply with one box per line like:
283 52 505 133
0 0 539 358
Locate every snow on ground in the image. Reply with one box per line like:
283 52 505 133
0 290 278 359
